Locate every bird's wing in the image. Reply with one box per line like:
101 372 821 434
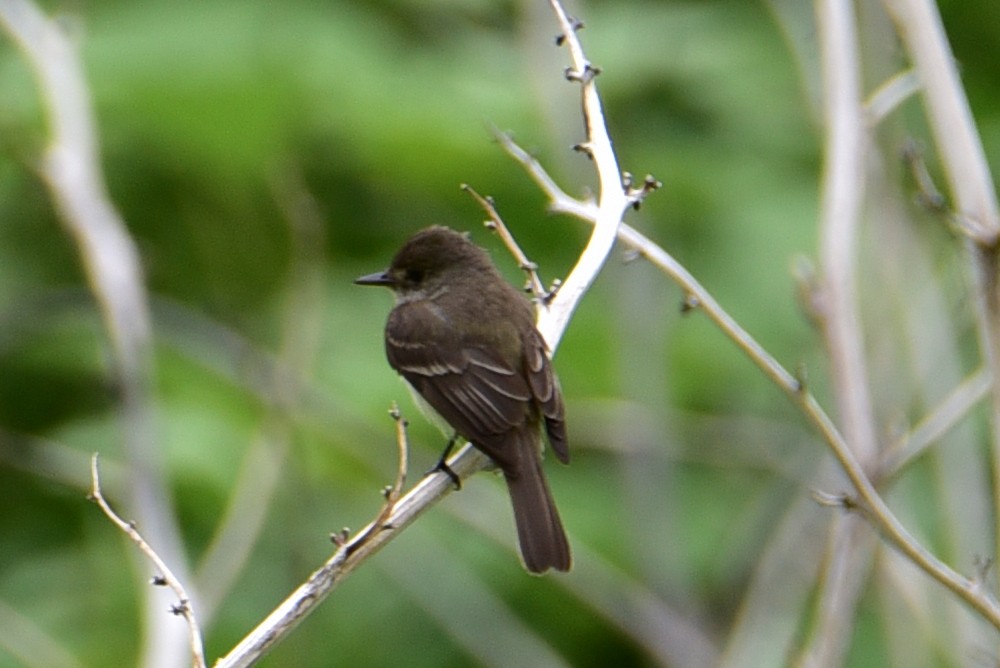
385 300 533 471
523 327 569 464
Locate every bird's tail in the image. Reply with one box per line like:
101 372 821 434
503 432 571 574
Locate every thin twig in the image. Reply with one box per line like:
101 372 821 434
346 403 410 550
495 130 1000 630
806 0 878 656
0 2 193 663
879 0 1000 245
816 0 877 467
214 444 489 668
901 139 948 214
797 516 877 667
493 129 598 220
864 68 920 127
389 404 409 501
89 454 206 668
218 2 629 661
495 130 802 392
880 368 991 480
881 0 1000 572
461 184 549 302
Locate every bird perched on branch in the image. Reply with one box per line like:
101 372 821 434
356 226 571 574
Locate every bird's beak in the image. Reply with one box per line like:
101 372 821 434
354 270 394 287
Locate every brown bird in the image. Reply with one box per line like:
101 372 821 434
355 226 571 573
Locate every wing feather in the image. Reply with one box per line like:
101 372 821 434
524 329 568 463
385 300 540 469
384 296 568 466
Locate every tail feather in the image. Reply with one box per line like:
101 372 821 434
503 440 571 574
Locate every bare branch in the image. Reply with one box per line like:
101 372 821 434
461 184 549 302
797 518 877 667
880 368 991 479
496 131 803 395
806 0 878 656
89 455 206 668
880 0 1000 245
491 128 597 221
536 0 641 352
496 118 1000 631
0 2 193 663
864 68 920 127
881 0 1000 569
214 444 489 668
816 0 877 467
344 403 410 550
900 139 948 214
217 2 630 660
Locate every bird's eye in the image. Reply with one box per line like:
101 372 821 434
405 268 424 284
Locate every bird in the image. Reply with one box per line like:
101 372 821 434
355 225 571 573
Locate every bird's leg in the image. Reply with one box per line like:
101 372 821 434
427 431 462 490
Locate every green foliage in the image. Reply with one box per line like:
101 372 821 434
2 0 1000 666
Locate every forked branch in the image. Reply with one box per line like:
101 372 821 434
494 123 1000 631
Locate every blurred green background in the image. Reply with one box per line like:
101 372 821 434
2 0 1000 666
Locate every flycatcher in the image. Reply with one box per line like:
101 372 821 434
355 225 571 573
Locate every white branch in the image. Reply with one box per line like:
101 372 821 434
215 1 638 662
816 0 877 466
214 443 488 668
0 2 192 666
881 0 1000 576
880 0 999 243
535 0 632 351
496 117 1000 634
